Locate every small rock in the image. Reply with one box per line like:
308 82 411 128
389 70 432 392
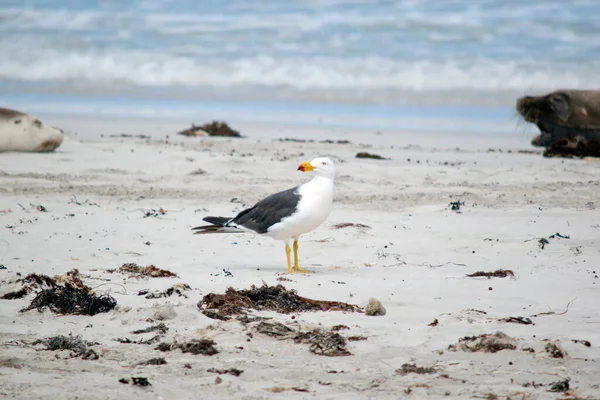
153 305 177 321
365 298 386 316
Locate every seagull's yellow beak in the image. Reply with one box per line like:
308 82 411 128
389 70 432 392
297 161 314 172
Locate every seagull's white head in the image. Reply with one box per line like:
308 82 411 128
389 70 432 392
297 157 336 179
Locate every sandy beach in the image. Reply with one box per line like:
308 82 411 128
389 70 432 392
1 117 599 400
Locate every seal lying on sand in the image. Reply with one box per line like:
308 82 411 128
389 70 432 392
0 108 63 153
516 90 600 158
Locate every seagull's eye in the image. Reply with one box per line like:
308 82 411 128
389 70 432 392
322 162 327 165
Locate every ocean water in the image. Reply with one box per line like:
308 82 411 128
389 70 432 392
1 0 599 130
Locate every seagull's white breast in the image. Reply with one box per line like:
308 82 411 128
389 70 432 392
266 176 334 240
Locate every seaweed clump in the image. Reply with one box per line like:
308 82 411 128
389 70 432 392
119 376 152 386
2 269 87 300
178 121 241 137
466 269 515 278
255 321 351 357
33 334 99 360
396 363 437 375
199 284 362 316
18 269 116 316
111 263 178 278
21 284 116 316
545 342 567 358
448 332 517 353
155 339 218 356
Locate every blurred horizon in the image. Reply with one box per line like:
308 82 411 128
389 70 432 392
1 0 599 129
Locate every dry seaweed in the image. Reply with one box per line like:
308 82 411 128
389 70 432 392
538 238 550 249
396 363 437 376
202 310 231 321
20 283 116 316
356 152 388 160
180 340 218 355
572 339 591 347
117 323 169 345
1 287 28 299
236 315 270 325
255 321 295 338
20 273 58 288
331 222 371 229
199 284 362 316
178 121 241 137
548 378 570 393
68 196 100 207
109 134 151 139
331 324 350 331
466 269 514 278
33 334 99 360
143 208 166 218
276 138 314 143
347 336 367 342
500 316 533 325
254 321 351 357
2 269 90 300
155 339 218 356
530 298 577 317
525 232 570 249
31 203 47 212
207 368 243 376
320 139 351 144
154 342 172 352
294 330 351 357
479 393 498 400
428 318 439 327
545 342 566 358
119 376 152 386
448 201 464 211
448 332 517 353
137 357 167 366
131 323 168 335
267 386 310 393
111 263 178 278
521 381 545 388
117 335 162 345
142 283 191 299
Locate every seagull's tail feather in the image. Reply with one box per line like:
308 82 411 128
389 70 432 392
191 216 244 235
191 225 244 234
202 216 231 225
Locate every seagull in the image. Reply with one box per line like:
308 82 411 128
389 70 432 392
192 157 335 274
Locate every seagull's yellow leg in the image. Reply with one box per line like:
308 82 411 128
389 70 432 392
292 240 312 273
285 244 293 274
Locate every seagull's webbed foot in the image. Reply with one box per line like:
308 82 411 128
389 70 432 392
292 266 312 274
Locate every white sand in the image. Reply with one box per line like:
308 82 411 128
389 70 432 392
1 117 599 400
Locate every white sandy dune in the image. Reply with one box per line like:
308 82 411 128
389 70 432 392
1 118 599 400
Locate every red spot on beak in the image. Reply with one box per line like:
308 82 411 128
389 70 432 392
297 165 305 172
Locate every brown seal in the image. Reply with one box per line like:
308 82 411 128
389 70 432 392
516 89 600 157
